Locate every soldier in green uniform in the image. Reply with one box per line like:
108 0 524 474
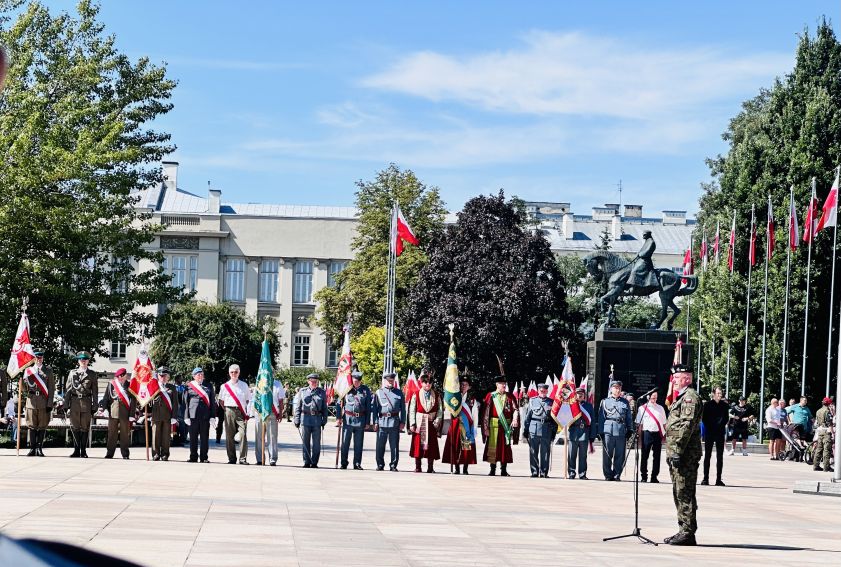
24 349 54 456
813 397 835 473
99 368 137 459
64 351 98 458
664 365 703 546
150 367 178 462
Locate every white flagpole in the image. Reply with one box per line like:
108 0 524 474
834 292 841 481
383 205 397 374
802 179 816 397
725 210 736 400
686 239 692 340
742 205 755 396
825 167 840 397
781 186 794 400
758 196 772 444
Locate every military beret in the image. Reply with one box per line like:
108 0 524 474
157 366 170 375
538 382 550 389
306 373 320 380
33 349 44 357
351 371 363 379
76 351 91 360
114 368 127 378
494 376 507 383
610 380 622 388
382 372 396 379
191 367 203 375
822 396 833 405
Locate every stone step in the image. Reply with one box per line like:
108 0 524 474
793 479 841 497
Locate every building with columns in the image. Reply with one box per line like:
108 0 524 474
100 162 695 374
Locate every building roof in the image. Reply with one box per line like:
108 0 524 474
541 219 693 257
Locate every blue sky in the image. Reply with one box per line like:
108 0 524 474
78 1 840 214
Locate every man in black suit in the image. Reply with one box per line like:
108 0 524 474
183 367 215 463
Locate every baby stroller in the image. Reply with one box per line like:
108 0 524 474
778 423 808 462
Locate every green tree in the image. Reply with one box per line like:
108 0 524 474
350 325 423 390
0 1 185 377
692 21 841 402
314 164 446 344
150 302 280 388
401 192 571 382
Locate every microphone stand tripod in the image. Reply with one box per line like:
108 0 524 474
603 390 658 546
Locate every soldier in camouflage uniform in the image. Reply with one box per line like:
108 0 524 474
64 351 98 458
664 365 703 546
813 397 835 473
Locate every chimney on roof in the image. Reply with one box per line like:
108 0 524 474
612 213 622 241
562 211 575 239
162 161 178 193
208 183 221 214
624 204 642 218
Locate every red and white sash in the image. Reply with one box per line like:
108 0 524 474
112 379 131 410
25 367 49 397
159 383 173 413
189 380 210 406
272 398 281 419
224 382 249 420
644 403 666 440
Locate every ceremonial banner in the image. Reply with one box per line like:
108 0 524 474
7 313 35 378
443 324 461 417
551 356 581 427
665 336 683 408
253 339 274 422
527 380 538 398
331 323 353 401
788 187 799 250
404 370 420 404
128 348 160 408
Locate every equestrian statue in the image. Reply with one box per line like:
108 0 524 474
583 230 697 330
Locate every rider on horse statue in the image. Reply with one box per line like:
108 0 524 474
627 230 658 293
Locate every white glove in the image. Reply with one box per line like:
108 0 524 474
102 410 110 419
185 418 191 426
170 419 177 425
135 416 143 424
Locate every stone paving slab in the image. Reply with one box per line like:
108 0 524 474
0 430 838 566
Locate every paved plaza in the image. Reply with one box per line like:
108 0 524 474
0 429 838 566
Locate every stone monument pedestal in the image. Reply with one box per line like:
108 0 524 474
586 328 692 405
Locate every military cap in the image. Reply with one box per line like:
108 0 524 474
191 367 203 375
76 351 91 360
33 348 44 357
538 382 550 389
459 375 471 384
672 364 691 374
576 387 586 393
494 375 507 383
382 371 396 379
419 374 431 384
114 368 127 378
306 373 320 380
351 371 363 379
157 366 170 375
609 380 622 388
738 395 746 401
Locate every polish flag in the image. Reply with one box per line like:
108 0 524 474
549 375 560 399
713 221 721 263
748 207 757 267
727 212 736 273
393 205 419 257
803 185 820 244
551 356 581 428
766 197 775 260
816 169 840 233
6 313 36 378
527 380 538 398
404 370 420 403
700 233 708 271
788 187 799 250
681 248 692 284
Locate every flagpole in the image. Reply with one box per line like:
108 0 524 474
825 167 840 397
15 373 22 457
742 206 755 396
758 196 772 445
802 179 816 397
686 239 692 340
781 188 794 400
383 205 397 374
725 210 736 400
834 290 841 482
725 312 732 399
696 317 702 392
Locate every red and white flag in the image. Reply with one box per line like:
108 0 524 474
766 196 775 260
551 356 582 427
816 168 840 233
404 370 420 403
803 183 820 244
392 205 419 257
128 348 160 408
681 247 692 284
332 323 353 401
713 220 721 263
7 313 36 378
700 232 708 272
788 186 799 250
727 212 736 273
527 380 538 398
748 206 757 267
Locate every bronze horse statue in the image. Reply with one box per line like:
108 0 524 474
583 251 697 330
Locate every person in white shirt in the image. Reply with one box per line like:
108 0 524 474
217 364 252 464
4 397 18 442
636 391 667 483
253 379 286 466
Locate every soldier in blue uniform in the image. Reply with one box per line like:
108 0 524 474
598 379 633 481
372 372 405 471
568 387 597 479
293 373 328 468
338 370 372 470
523 382 557 477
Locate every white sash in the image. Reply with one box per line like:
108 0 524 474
189 380 210 406
112 379 131 409
26 367 49 397
159 383 172 413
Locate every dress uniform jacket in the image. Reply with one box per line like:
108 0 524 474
24 364 54 429
150 382 178 460
183 379 215 462
339 385 371 468
598 395 633 480
294 386 328 467
65 367 98 431
99 378 137 458
665 386 703 536
523 395 556 476
372 386 405 470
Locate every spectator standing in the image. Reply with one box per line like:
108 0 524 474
728 396 754 456
764 398 782 460
786 396 813 438
4 396 18 443
701 387 729 486
636 391 666 483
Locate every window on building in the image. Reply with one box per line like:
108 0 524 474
162 255 198 291
328 260 347 287
293 335 310 366
224 258 245 301
259 259 279 302
112 257 130 293
326 341 339 367
293 260 313 303
189 256 198 291
109 338 126 360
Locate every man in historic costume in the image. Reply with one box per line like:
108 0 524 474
150 366 178 461
664 365 704 546
627 230 658 294
636 390 667 483
372 372 405 471
254 376 285 466
567 387 597 479
183 367 215 463
99 368 137 459
338 371 371 470
65 351 98 458
442 376 477 474
523 382 557 478
598 379 633 480
293 373 328 468
217 364 252 465
23 349 53 457
408 372 444 473
482 377 519 476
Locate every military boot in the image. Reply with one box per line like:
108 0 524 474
80 431 89 458
462 464 469 475
488 464 496 476
69 430 81 458
500 463 510 477
414 458 423 473
668 532 696 546
452 464 461 475
27 431 37 456
36 430 46 456
426 460 435 474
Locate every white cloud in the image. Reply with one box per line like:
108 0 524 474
361 30 789 120
164 56 306 71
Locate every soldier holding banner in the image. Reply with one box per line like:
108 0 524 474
150 367 178 461
567 387 596 479
408 372 444 473
65 351 98 458
338 371 371 470
218 364 251 465
23 349 53 457
254 376 285 466
183 367 215 463
99 368 137 459
523 382 557 478
442 376 477 475
482 377 519 476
